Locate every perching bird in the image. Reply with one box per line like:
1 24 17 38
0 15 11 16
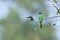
38 12 43 28
27 16 36 32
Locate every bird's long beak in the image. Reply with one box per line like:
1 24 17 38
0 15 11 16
26 17 29 18
25 17 28 20
26 17 29 19
26 17 30 18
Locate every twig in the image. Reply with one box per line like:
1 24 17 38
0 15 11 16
43 15 60 20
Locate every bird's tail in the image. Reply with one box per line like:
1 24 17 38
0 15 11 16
33 26 36 32
40 21 42 28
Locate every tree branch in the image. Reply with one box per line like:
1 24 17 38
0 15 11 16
43 15 60 20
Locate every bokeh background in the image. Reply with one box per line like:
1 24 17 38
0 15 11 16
0 0 60 40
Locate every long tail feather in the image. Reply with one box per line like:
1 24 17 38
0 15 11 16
32 21 36 32
33 26 36 32
40 21 42 28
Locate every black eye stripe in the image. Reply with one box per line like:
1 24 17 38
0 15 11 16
38 12 42 14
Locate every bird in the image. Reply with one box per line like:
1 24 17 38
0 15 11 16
27 16 36 32
38 12 43 28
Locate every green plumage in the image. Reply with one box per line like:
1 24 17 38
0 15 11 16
27 16 36 32
29 20 36 32
38 15 43 21
38 13 43 28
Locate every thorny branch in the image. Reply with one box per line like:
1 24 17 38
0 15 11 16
43 15 60 20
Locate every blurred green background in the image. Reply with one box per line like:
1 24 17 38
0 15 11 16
0 0 57 40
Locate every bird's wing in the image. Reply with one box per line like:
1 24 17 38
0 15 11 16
38 15 43 21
